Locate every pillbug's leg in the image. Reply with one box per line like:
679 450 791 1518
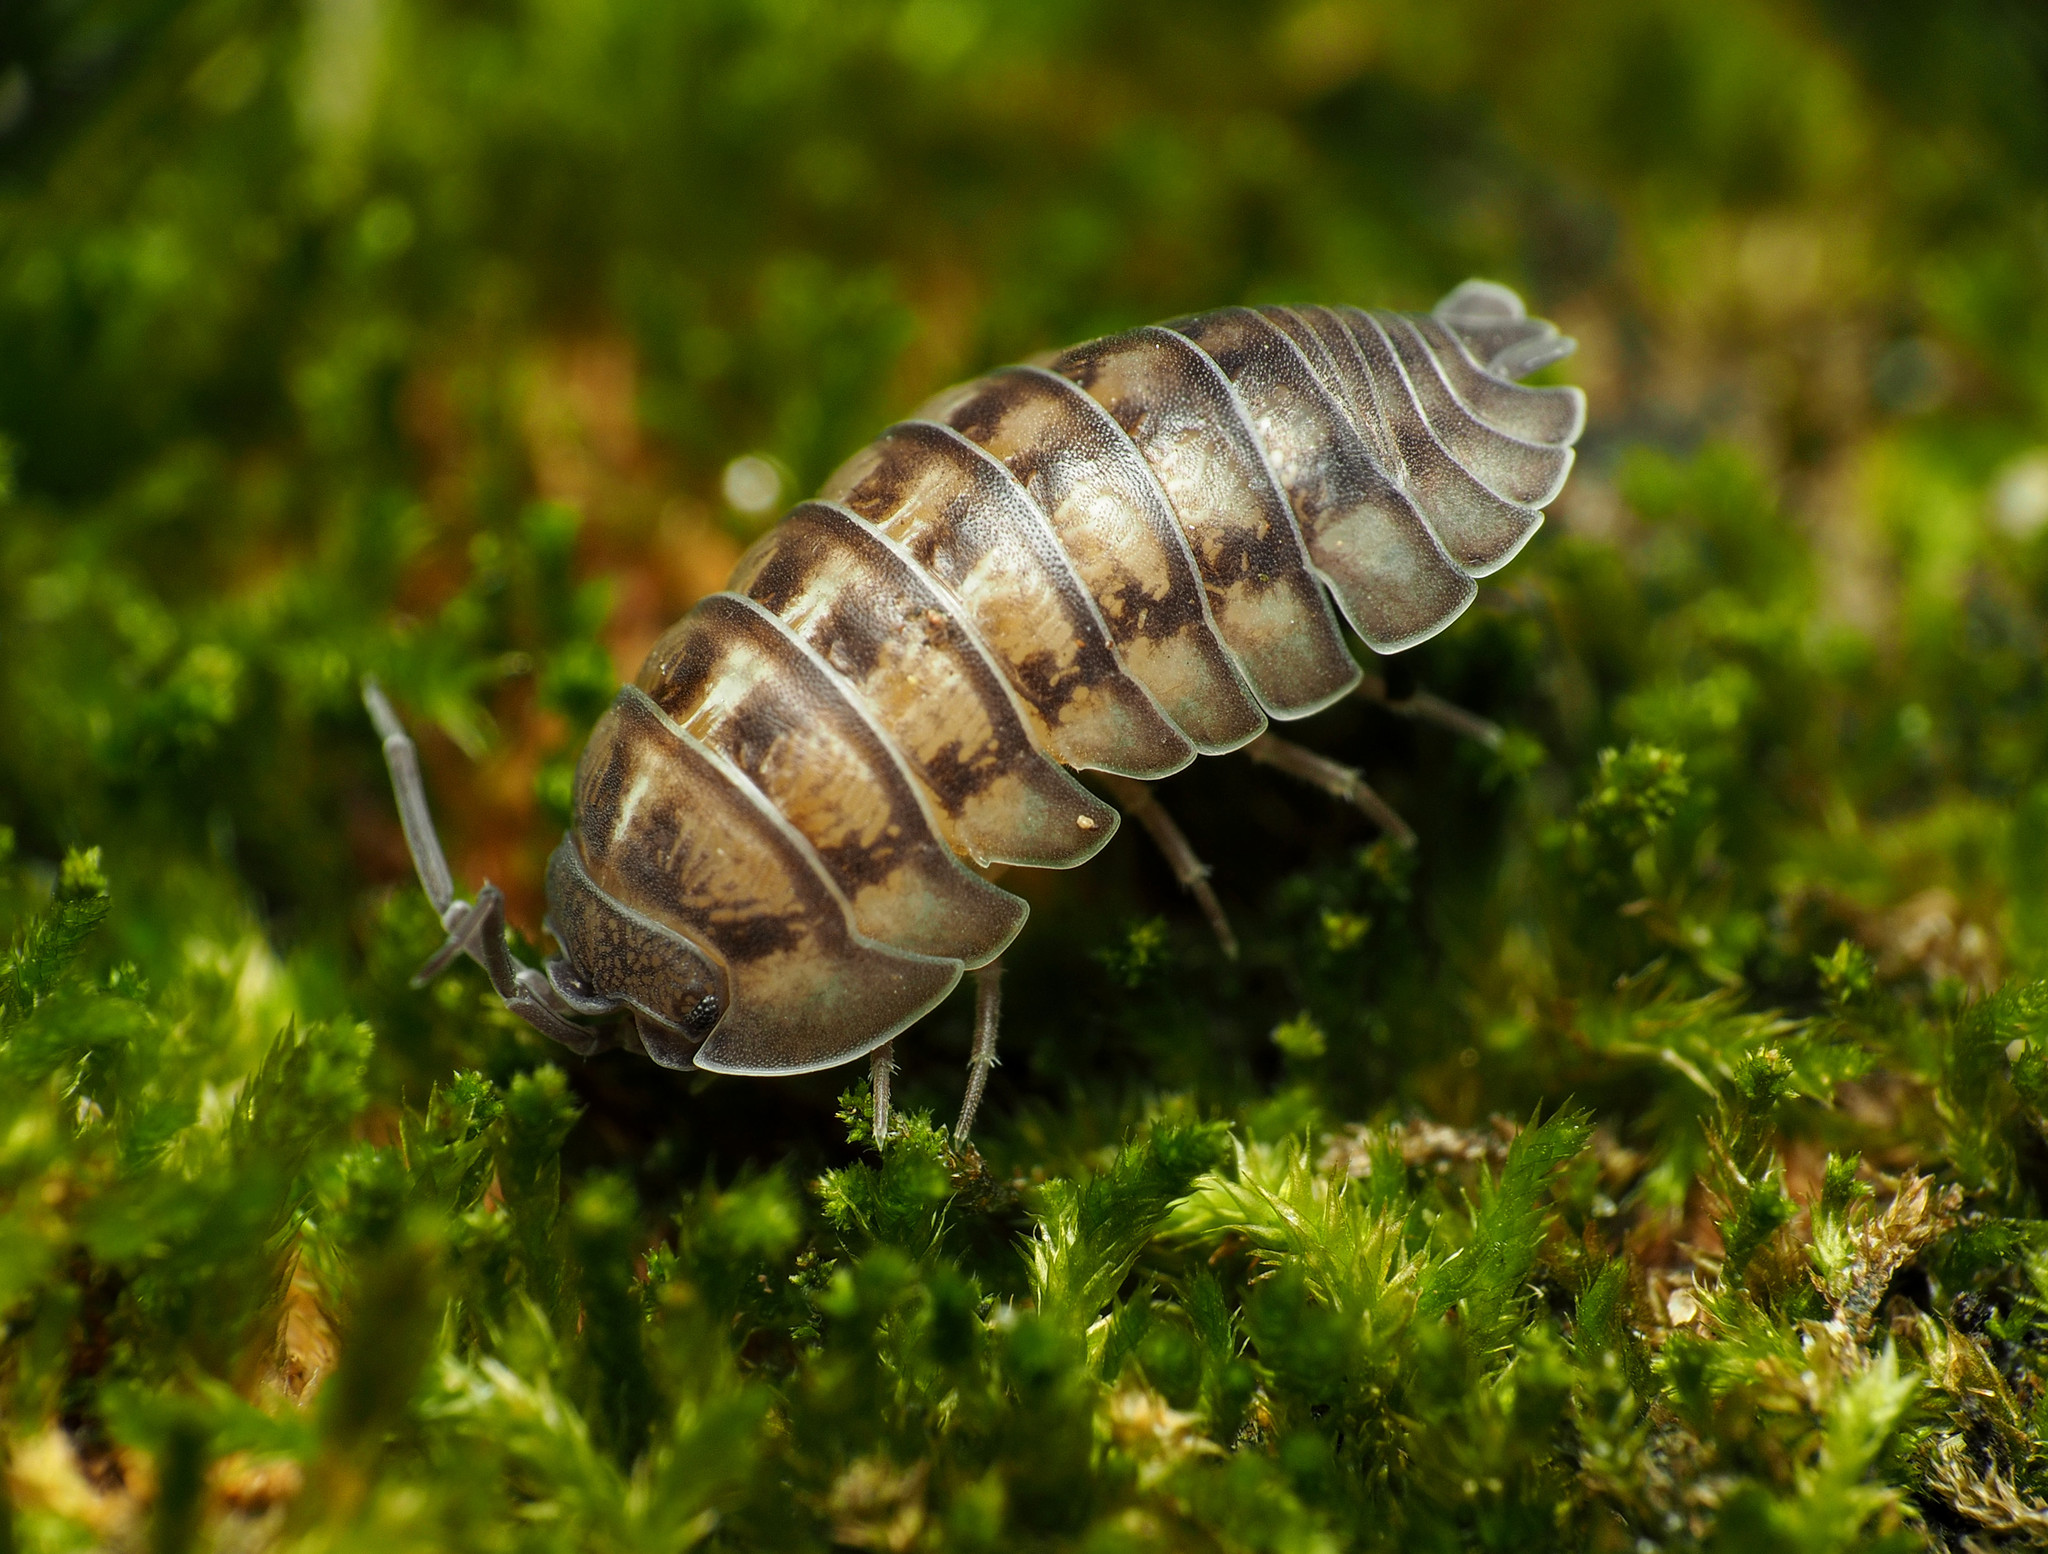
1356 672 1504 750
1245 734 1418 849
954 961 1003 1147
871 1041 896 1142
363 677 607 1055
1100 775 1239 961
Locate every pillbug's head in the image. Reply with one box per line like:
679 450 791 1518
544 838 730 1067
562 687 963 1078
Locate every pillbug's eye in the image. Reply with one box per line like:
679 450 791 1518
684 995 722 1037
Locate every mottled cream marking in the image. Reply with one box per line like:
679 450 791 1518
733 505 1119 868
927 368 1262 752
828 427 1192 777
1052 328 1360 717
612 770 651 852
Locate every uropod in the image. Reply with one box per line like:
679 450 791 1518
365 281 1585 1141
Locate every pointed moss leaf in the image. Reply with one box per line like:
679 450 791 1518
1717 1166 1796 1286
1929 1217 2040 1289
1723 1046 1797 1176
1173 1136 1424 1440
57 848 108 900
1810 1173 1956 1340
0 857 111 1025
1172 1138 1423 1328
1818 1153 1869 1220
495 1066 582 1315
1574 1259 1656 1404
1937 981 2048 1203
399 1071 503 1214
817 1106 955 1258
1815 940 1876 1006
1027 1119 1229 1328
1097 1290 1155 1384
431 1345 768 1547
1419 1108 1593 1351
1706 1344 1919 1552
1187 1269 1253 1440
1572 742 1687 866
229 1019 374 1178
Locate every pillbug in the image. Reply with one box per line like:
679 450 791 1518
366 279 1584 1138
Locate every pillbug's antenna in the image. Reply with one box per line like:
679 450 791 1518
362 677 612 1054
364 677 458 915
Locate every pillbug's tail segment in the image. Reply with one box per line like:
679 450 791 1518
1172 305 1478 654
1152 281 1582 657
567 687 961 1076
1411 313 1584 447
1434 279 1582 381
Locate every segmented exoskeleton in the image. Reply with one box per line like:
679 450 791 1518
366 280 1583 1136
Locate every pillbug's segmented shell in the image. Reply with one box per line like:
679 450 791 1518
546 281 1585 1075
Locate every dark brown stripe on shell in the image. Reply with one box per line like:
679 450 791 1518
823 419 1195 778
1168 306 1475 652
1048 325 1361 718
920 364 1265 753
572 687 961 1075
730 501 1118 869
636 592 1026 967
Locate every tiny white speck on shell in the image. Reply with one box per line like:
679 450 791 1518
1076 815 1098 830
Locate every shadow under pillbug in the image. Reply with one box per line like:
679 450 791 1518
364 280 1585 1137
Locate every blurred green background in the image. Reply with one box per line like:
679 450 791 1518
5 1 2048 1542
